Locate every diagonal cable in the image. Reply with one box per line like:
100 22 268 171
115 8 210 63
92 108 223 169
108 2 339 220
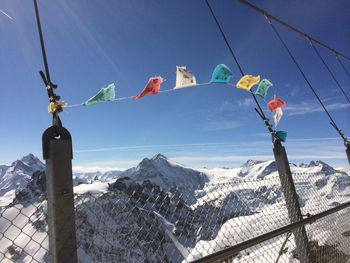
205 0 275 135
308 39 350 104
239 0 350 62
265 17 349 145
336 54 350 79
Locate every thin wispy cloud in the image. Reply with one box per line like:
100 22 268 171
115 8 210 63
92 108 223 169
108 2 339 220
75 137 341 154
238 98 254 108
0 8 13 20
73 159 139 172
290 87 300 97
197 101 242 131
202 120 240 131
173 153 344 164
72 136 348 170
75 142 229 153
73 166 124 173
284 99 350 116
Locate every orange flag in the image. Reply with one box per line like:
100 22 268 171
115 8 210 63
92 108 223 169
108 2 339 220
134 77 164 99
267 96 286 112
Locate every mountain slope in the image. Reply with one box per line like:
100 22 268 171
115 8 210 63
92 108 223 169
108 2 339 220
118 154 208 200
1 155 349 262
0 154 44 206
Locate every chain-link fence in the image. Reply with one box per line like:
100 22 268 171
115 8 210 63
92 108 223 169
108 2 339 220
1 170 350 262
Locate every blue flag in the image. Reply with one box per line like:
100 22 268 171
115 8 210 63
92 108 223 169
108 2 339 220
211 64 233 84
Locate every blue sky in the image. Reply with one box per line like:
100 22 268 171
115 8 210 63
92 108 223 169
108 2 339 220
0 0 349 169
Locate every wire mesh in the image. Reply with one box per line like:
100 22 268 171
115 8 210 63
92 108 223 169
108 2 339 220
0 200 48 263
0 170 349 262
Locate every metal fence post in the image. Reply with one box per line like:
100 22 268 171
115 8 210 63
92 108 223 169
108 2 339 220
273 140 310 263
43 126 77 263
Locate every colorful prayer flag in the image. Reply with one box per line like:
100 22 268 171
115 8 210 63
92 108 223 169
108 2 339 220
267 96 286 112
276 131 287 142
83 83 116 106
211 64 233 84
274 107 283 126
255 79 273 98
134 77 164 99
236 75 260 91
174 66 197 89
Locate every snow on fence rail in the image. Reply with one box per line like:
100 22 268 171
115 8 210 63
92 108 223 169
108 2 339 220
0 171 350 262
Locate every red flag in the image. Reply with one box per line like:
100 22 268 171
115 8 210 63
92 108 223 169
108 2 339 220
267 96 286 112
134 77 164 99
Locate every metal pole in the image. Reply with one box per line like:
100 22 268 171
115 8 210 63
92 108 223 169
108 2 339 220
346 144 350 166
43 126 77 263
273 140 310 263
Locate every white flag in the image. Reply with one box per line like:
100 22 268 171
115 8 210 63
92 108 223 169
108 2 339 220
274 107 283 126
174 66 197 89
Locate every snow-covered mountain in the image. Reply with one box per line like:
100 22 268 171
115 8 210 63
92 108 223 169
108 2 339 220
116 154 208 204
120 154 208 189
0 154 44 206
73 170 122 186
0 154 349 262
238 159 278 179
0 154 122 205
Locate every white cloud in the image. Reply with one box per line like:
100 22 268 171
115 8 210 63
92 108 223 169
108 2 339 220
72 137 348 170
73 159 139 171
73 166 124 173
75 142 229 153
284 99 350 116
238 98 254 108
203 120 240 131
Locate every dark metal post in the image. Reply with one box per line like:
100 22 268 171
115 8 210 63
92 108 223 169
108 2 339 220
43 126 77 263
346 144 350 166
273 140 310 263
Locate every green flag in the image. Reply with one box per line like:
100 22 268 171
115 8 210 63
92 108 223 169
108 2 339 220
83 83 116 106
255 79 273 98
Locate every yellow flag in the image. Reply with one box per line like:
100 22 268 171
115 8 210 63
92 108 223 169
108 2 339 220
236 75 260 91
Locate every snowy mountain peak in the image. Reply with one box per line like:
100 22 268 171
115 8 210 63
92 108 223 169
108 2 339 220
299 160 339 175
0 154 45 205
116 154 209 197
241 160 265 168
136 157 156 171
152 153 168 161
20 154 43 167
238 160 277 179
11 154 45 172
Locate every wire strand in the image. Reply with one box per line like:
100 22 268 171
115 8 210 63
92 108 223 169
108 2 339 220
65 82 213 108
308 40 350 104
33 0 51 83
336 55 350 79
266 17 348 142
239 0 350 62
205 0 244 77
205 0 274 135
